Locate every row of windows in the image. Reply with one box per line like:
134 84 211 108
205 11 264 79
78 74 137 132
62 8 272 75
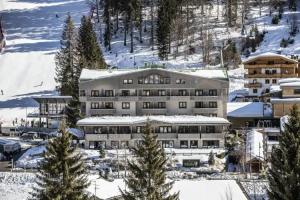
91 101 217 109
81 89 219 97
88 140 220 149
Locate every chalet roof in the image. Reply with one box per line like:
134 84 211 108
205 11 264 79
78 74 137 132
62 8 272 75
77 115 230 126
32 95 72 103
227 102 272 118
79 68 228 82
243 52 298 64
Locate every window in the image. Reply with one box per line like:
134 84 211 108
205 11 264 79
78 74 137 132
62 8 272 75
176 79 185 84
272 79 277 84
190 140 198 148
105 90 114 97
179 102 187 109
294 89 300 94
104 102 113 109
79 90 86 96
161 140 174 148
178 90 187 96
122 102 130 109
253 88 258 93
111 141 119 149
136 126 145 133
142 90 150 96
91 90 99 97
195 101 204 108
143 102 151 109
265 79 270 84
265 70 270 74
195 89 203 96
268 61 274 64
91 102 99 109
272 69 277 74
138 74 170 84
158 102 166 109
123 79 133 84
121 90 130 96
158 90 166 96
209 89 217 96
206 126 215 133
180 140 189 148
209 113 217 117
203 140 219 148
159 126 172 133
209 102 217 108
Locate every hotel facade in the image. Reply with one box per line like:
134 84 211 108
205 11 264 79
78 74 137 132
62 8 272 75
77 68 230 149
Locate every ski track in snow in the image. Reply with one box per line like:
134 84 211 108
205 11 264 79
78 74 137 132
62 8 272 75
0 0 89 125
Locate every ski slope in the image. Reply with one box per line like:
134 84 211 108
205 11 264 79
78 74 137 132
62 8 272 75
0 0 89 125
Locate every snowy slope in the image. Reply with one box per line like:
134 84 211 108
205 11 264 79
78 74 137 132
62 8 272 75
0 0 89 125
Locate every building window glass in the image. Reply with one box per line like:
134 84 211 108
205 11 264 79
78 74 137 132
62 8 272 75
176 79 185 84
195 90 203 96
179 102 187 109
203 140 219 148
265 79 270 84
272 69 277 74
253 88 258 93
121 90 130 96
294 89 300 94
159 126 172 133
161 140 174 148
190 140 198 148
178 90 188 96
158 90 166 96
206 126 215 133
209 89 217 96
195 101 204 108
158 102 166 109
111 141 119 149
142 90 150 96
143 102 151 109
136 126 145 133
180 140 189 148
122 102 130 109
105 90 114 97
91 102 99 109
104 102 113 109
209 102 217 108
91 90 99 97
138 74 170 84
272 79 277 84
79 90 86 96
123 79 133 84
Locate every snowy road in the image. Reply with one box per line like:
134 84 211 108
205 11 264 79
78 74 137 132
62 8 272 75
0 0 88 125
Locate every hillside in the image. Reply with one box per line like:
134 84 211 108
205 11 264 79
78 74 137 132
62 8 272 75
0 0 299 125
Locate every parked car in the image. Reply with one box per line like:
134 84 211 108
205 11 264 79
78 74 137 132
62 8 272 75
20 132 38 140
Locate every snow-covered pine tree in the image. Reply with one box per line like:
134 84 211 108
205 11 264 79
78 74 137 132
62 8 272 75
31 120 90 200
103 0 112 50
268 104 300 200
55 14 78 96
120 122 179 200
78 15 106 69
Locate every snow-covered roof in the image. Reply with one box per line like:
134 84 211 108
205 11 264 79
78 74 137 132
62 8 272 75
278 78 300 84
80 68 228 81
243 52 298 64
271 98 300 103
246 130 264 162
280 82 300 87
270 85 281 93
77 115 230 126
227 102 272 118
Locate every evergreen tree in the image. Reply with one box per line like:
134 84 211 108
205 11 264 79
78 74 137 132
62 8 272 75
103 0 112 51
208 151 215 166
268 104 300 200
78 15 106 69
31 121 90 200
55 14 78 96
120 122 179 200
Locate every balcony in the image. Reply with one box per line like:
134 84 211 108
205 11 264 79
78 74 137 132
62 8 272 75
192 107 218 114
90 108 116 115
244 82 262 88
117 94 139 101
85 134 108 140
244 64 297 69
201 133 224 139
245 73 297 78
141 108 167 115
178 133 201 139
190 96 222 101
87 95 117 101
108 134 131 140
139 96 170 101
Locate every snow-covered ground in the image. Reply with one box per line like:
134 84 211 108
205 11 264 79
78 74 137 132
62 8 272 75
0 0 89 126
0 172 247 200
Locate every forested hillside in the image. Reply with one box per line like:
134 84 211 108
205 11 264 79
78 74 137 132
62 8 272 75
87 0 299 68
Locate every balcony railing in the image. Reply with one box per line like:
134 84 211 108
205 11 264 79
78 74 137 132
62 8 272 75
244 82 262 88
244 64 297 68
245 73 297 78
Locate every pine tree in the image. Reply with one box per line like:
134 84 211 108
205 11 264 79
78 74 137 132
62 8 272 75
268 104 300 200
120 122 179 200
103 0 112 51
78 15 106 69
55 14 78 96
31 121 90 200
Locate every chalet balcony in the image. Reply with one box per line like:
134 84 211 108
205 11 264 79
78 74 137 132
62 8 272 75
87 95 117 101
86 134 108 140
90 108 116 115
244 82 262 88
178 133 201 139
245 73 297 78
139 96 170 101
244 64 297 69
141 108 167 115
201 133 224 139
108 134 131 140
192 107 218 114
